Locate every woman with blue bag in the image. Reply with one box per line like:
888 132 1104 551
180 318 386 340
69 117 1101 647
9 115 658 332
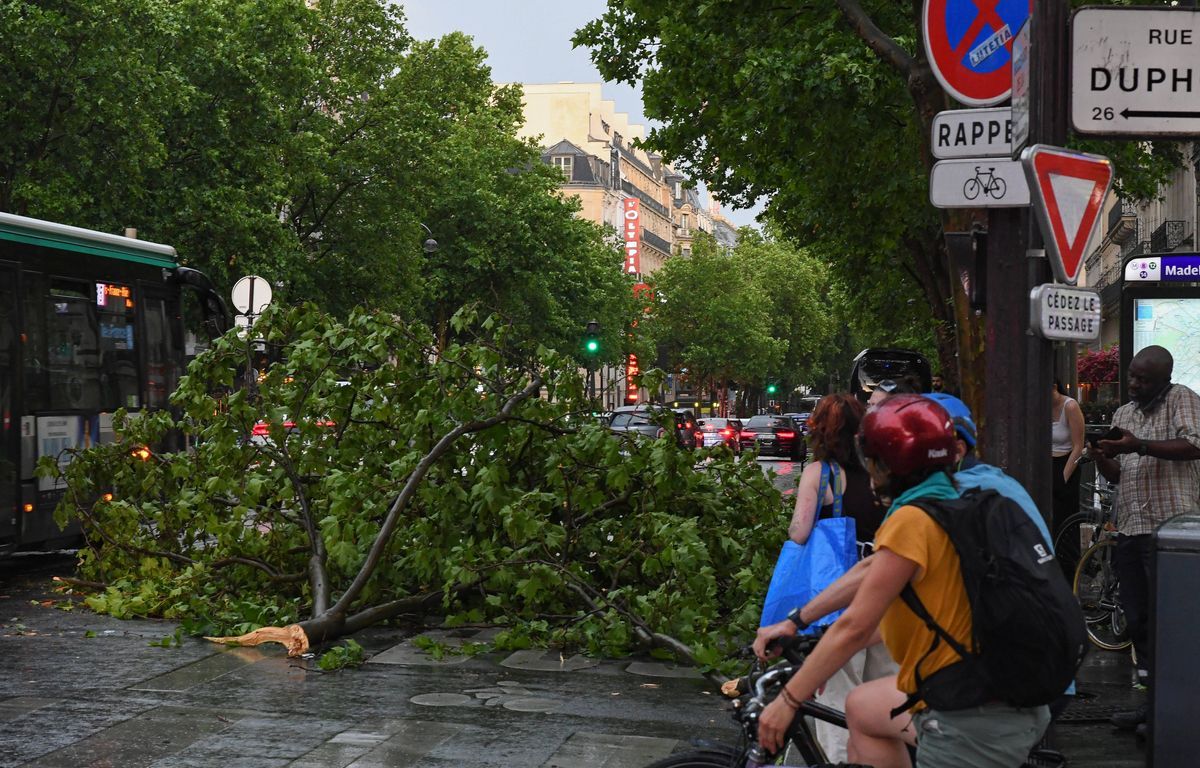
759 394 895 763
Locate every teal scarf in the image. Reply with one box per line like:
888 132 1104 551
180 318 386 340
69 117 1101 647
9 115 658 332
883 471 959 521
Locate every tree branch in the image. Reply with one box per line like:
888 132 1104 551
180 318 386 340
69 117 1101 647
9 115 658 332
833 0 917 78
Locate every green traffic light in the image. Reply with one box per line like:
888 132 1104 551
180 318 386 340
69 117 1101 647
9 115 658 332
585 339 600 354
766 384 777 394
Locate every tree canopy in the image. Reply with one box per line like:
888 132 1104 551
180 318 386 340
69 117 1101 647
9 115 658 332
0 0 635 357
575 0 1185 393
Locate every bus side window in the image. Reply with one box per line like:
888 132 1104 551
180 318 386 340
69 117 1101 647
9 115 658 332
22 272 48 412
143 297 181 410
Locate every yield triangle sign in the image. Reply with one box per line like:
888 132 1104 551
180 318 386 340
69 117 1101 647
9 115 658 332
1020 145 1114 285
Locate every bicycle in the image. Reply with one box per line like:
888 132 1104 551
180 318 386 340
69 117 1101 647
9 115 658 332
962 166 1007 200
1052 480 1114 574
642 634 1066 768
1074 533 1130 652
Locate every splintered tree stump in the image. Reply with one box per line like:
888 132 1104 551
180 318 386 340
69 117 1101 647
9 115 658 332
205 624 310 656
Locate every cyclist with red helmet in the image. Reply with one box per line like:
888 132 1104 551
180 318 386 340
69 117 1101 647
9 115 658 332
755 395 1050 768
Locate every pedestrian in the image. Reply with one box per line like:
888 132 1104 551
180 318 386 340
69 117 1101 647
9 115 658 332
1051 379 1085 571
1094 345 1200 734
786 393 893 762
754 395 1050 767
931 373 945 393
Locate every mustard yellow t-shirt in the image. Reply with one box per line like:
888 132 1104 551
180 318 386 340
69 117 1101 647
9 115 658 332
874 504 974 696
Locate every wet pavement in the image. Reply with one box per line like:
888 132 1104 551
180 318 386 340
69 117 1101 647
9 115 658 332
2 540 1147 768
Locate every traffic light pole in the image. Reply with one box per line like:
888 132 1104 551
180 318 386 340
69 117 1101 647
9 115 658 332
982 0 1067 524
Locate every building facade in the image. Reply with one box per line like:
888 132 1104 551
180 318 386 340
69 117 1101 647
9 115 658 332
1084 158 1199 350
517 83 675 276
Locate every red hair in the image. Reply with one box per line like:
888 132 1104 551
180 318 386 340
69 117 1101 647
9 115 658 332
808 394 866 466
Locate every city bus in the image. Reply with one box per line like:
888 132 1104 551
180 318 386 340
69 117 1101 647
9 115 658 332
0 212 229 555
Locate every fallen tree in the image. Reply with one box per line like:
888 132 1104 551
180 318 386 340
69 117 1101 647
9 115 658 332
47 305 786 669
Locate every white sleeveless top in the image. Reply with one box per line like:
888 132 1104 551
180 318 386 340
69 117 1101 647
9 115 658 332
1051 397 1076 454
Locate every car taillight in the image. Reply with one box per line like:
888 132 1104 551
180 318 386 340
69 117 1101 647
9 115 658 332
720 428 733 437
777 430 796 439
740 430 756 439
251 423 270 436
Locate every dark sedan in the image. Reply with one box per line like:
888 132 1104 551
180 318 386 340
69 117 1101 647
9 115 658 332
607 405 691 448
696 417 743 452
739 414 805 460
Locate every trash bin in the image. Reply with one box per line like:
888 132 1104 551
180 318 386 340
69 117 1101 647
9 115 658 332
1152 515 1200 767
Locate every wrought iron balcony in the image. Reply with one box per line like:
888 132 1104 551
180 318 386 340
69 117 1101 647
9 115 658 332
1084 247 1104 276
1150 220 1188 253
1106 199 1138 243
1121 238 1150 260
640 227 672 255
620 180 670 219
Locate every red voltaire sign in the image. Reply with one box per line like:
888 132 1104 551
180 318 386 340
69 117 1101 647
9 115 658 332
625 354 639 403
623 198 640 275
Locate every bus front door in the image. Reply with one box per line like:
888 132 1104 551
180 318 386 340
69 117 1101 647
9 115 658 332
0 265 17 551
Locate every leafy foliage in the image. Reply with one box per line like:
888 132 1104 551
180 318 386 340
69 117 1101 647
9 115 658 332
0 0 634 356
317 639 365 670
575 0 1188 387
47 306 787 665
1077 345 1120 384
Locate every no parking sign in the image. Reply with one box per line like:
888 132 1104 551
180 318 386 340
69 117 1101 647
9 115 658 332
923 0 1031 106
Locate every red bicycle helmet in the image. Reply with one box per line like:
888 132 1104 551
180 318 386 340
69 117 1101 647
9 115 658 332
858 394 957 477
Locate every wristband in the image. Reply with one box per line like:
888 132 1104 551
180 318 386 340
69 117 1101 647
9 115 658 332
786 607 809 631
779 686 802 710
1137 441 1148 456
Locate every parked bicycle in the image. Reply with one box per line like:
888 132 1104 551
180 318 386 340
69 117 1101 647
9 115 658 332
642 634 1066 768
1053 470 1129 652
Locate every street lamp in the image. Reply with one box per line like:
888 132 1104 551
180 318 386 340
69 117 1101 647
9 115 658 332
419 222 438 254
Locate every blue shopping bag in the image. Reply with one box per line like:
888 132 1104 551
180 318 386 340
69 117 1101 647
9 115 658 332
759 462 858 633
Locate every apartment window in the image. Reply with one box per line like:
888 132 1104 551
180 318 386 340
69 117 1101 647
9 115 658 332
552 155 573 181
682 247 692 258
679 213 689 235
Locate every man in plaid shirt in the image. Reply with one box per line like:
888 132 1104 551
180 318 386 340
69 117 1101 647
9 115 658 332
1095 345 1200 732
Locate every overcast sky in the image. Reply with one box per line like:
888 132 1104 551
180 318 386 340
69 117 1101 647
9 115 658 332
400 1 763 228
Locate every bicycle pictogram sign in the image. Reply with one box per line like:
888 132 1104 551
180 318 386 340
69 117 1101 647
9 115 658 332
962 166 1008 200
923 0 1032 106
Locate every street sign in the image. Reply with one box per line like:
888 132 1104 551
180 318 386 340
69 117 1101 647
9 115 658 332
922 0 1032 107
1029 284 1101 342
1071 7 1200 137
1020 145 1114 286
931 107 1012 159
231 274 272 316
930 158 1030 208
1125 254 1200 283
1010 19 1031 157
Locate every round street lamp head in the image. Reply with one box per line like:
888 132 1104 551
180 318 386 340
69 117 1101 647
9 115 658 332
422 237 439 254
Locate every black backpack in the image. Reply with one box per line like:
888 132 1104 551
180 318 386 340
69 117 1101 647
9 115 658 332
890 488 1088 716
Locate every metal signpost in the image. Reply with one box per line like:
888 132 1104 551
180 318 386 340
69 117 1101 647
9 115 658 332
923 0 1032 106
1029 284 1101 342
1071 7 1200 137
930 157 1030 208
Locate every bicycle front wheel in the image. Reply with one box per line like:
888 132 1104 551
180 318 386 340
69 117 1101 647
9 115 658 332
1074 538 1131 651
642 749 739 768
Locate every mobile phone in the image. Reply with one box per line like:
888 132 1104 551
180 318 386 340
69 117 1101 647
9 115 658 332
1086 426 1123 445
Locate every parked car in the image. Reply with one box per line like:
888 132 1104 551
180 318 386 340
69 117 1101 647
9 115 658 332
671 407 702 449
783 412 812 435
695 417 743 452
739 414 806 461
607 405 691 447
